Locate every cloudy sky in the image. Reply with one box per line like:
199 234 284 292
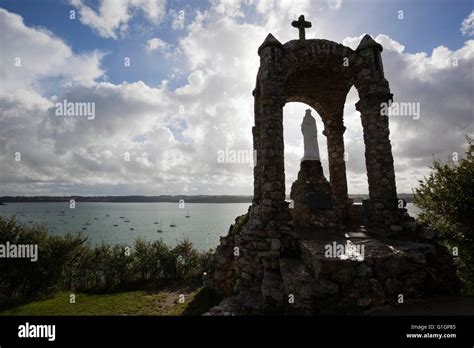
0 0 472 196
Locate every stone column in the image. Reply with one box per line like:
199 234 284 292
322 112 349 221
236 34 290 311
354 34 399 235
252 84 262 204
254 34 287 210
257 98 286 206
356 94 399 234
252 93 289 310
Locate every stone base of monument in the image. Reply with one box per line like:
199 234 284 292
288 236 460 313
204 226 461 315
204 175 460 315
290 160 341 232
204 201 461 315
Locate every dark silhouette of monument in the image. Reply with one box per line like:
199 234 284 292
204 16 459 315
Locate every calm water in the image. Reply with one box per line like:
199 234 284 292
0 202 420 251
0 202 250 251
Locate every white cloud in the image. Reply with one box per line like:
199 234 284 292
213 0 244 18
328 0 342 9
175 70 207 95
70 0 166 39
1 3 473 197
461 11 474 36
170 9 185 30
145 37 171 52
0 9 104 92
0 6 257 196
341 34 473 193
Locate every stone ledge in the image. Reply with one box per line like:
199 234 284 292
295 237 459 311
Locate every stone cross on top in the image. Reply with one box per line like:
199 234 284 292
292 15 312 40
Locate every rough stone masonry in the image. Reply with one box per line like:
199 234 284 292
204 16 460 315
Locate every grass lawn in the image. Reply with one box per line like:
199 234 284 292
0 287 220 316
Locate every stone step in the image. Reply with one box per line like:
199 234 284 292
295 224 370 242
298 237 451 304
300 238 409 282
300 238 437 273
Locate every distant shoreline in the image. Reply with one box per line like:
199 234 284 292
0 195 253 204
0 194 414 204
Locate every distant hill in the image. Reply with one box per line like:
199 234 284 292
0 193 414 204
0 195 254 203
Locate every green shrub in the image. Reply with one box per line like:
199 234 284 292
0 216 85 307
0 215 210 308
414 136 474 293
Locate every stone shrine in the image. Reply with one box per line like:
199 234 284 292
204 16 459 315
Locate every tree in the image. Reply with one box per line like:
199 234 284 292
414 136 474 293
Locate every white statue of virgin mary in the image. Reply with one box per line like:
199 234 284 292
301 109 321 161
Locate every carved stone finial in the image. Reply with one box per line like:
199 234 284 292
356 34 383 52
